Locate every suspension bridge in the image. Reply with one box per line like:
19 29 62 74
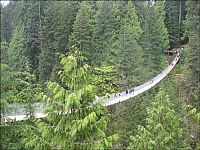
2 47 183 122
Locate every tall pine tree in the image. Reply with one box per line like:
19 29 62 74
8 24 29 72
117 1 145 89
69 1 96 65
137 1 169 75
164 0 180 47
91 1 119 66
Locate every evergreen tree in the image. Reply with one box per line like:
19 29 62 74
117 1 145 89
112 92 154 149
10 1 47 78
0 64 16 115
0 1 16 42
38 2 57 84
110 2 149 149
91 1 119 66
1 120 26 150
6 18 41 114
69 1 96 65
8 24 29 72
39 1 79 84
154 2 170 50
164 0 180 47
53 1 79 52
24 1 46 76
90 65 118 96
15 72 41 115
128 87 186 150
1 42 39 150
181 2 200 148
138 1 169 75
23 51 118 149
184 0 200 110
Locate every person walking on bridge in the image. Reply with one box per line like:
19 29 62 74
129 88 135 93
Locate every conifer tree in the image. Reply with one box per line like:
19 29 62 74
0 1 16 42
1 42 39 150
110 2 149 149
69 1 96 65
180 2 200 148
7 20 41 114
138 1 169 74
128 87 186 150
8 24 29 72
6 1 46 78
53 1 79 53
0 64 16 115
23 50 118 149
23 1 45 75
15 72 41 115
184 0 200 110
38 2 57 84
1 120 25 150
164 0 181 47
91 1 119 66
38 1 79 83
90 65 118 96
117 1 145 89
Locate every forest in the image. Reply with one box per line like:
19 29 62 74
0 0 200 150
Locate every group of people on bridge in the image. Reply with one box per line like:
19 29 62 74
108 87 136 99
107 79 156 100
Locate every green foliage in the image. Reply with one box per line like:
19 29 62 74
1 63 38 150
186 105 200 125
69 1 96 65
117 1 145 89
1 122 26 150
0 1 16 42
1 42 9 64
1 40 40 116
23 1 47 75
38 2 56 84
90 65 118 96
2 1 194 149
154 2 170 50
53 1 79 52
38 1 79 84
0 63 17 114
15 72 41 115
111 92 154 149
91 1 120 66
8 24 29 72
164 0 181 47
183 1 200 110
23 50 118 149
138 1 169 75
186 105 200 150
128 87 186 150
